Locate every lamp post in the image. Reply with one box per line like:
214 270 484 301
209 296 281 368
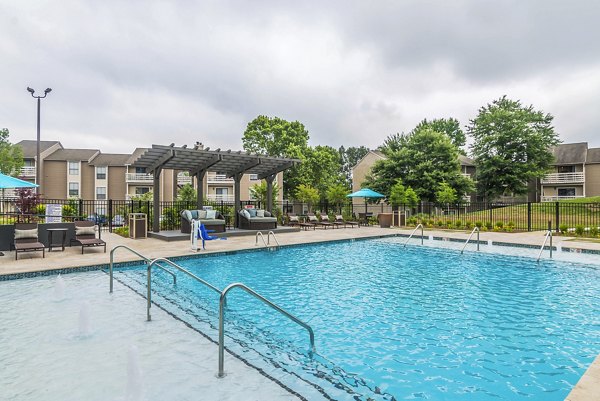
27 87 52 194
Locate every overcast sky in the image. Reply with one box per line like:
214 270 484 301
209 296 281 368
1 1 599 155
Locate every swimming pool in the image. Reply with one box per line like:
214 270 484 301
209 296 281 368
112 238 600 400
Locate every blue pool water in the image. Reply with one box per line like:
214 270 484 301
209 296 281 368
113 238 600 400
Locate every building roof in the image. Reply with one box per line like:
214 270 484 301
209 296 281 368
89 153 131 166
131 144 300 179
126 148 148 165
586 148 600 164
458 155 475 166
16 140 62 158
551 142 588 165
44 149 100 161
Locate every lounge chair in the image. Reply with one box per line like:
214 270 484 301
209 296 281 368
335 215 359 228
320 215 338 229
70 220 106 254
13 223 45 260
287 213 301 227
307 213 332 229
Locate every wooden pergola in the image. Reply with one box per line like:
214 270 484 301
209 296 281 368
131 144 300 232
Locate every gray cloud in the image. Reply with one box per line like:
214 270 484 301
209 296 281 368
1 0 599 155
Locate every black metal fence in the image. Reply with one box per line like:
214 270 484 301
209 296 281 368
1 198 599 233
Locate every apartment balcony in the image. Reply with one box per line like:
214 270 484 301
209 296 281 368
177 173 192 185
206 194 234 202
541 195 585 202
207 173 234 184
540 172 585 184
20 166 36 177
126 173 153 183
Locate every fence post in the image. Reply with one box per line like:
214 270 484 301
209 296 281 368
488 202 492 224
555 201 560 232
108 199 113 232
527 202 532 232
78 199 83 219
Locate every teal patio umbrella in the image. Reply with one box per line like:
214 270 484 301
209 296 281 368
0 173 38 256
347 188 386 214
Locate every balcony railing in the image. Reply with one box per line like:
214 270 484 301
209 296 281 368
207 194 234 202
541 172 585 184
20 166 36 177
541 195 585 202
126 173 153 183
207 173 234 184
177 173 192 185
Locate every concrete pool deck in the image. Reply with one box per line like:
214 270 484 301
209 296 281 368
1 225 599 400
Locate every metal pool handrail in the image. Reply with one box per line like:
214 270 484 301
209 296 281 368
403 224 424 247
218 282 315 378
461 227 480 254
146 257 222 321
109 245 177 293
255 231 267 247
267 231 280 247
255 231 281 248
536 230 553 262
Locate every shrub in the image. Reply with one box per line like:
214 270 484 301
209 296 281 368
575 225 585 236
559 224 568 234
485 221 493 230
454 219 463 228
507 221 515 228
465 221 473 230
475 221 483 228
495 221 504 229
33 204 46 215
446 220 453 229
436 220 444 227
590 227 599 238
114 226 129 238
427 218 435 226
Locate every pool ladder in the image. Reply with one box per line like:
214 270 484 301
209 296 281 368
536 229 553 262
460 227 480 254
255 231 280 250
108 246 315 378
403 224 424 247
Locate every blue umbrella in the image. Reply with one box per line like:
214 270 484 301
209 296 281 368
0 172 38 189
347 188 386 214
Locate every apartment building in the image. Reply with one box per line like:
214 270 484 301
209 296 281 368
540 142 600 201
14 140 282 203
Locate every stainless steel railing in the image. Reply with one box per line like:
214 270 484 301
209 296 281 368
146 258 222 321
109 245 177 293
461 227 480 254
218 282 315 377
403 224 424 247
255 231 280 248
536 230 553 262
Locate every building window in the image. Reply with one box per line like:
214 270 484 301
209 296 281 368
558 188 576 197
68 161 79 175
558 166 575 174
96 187 107 200
215 188 229 195
249 174 259 181
69 182 79 197
135 187 150 195
135 167 146 174
24 160 35 167
96 166 107 180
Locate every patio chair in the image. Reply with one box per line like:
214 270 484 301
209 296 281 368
307 213 332 229
287 213 301 227
335 215 359 228
13 223 45 260
70 220 106 254
319 214 337 229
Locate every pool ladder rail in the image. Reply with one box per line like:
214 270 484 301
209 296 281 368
255 231 280 250
536 229 553 262
460 227 480 254
403 223 424 247
108 246 315 378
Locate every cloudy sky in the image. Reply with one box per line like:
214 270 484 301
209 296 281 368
1 1 599 155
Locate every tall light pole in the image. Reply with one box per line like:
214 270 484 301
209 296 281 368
27 87 52 194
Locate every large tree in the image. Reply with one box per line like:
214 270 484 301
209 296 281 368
365 128 473 202
297 145 343 199
468 96 560 200
412 118 466 154
242 115 310 198
338 145 369 188
0 128 24 175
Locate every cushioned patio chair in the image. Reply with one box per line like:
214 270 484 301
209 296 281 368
70 220 106 254
286 213 301 227
335 215 359 228
13 223 45 260
307 213 332 229
320 214 338 229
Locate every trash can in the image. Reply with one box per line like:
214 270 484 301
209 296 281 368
129 213 147 239
378 213 393 228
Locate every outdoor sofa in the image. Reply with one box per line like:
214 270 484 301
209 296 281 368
238 208 277 230
180 209 226 233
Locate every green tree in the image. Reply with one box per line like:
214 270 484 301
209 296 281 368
405 187 419 208
379 132 409 155
249 181 280 205
177 183 197 202
338 145 369 188
389 180 407 207
412 118 466 154
294 184 319 212
0 128 24 175
297 145 343 198
468 96 560 200
436 182 457 204
326 183 348 212
242 115 310 198
365 128 473 201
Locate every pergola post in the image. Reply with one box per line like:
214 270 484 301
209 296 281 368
265 174 276 213
195 170 206 209
233 172 243 228
152 167 162 232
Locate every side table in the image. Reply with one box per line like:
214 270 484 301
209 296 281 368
47 228 68 252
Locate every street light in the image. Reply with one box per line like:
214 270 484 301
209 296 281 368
27 87 52 194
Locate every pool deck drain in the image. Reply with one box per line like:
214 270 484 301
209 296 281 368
1 225 599 401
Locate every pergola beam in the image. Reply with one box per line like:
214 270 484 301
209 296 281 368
226 158 261 177
148 149 175 173
256 161 295 180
